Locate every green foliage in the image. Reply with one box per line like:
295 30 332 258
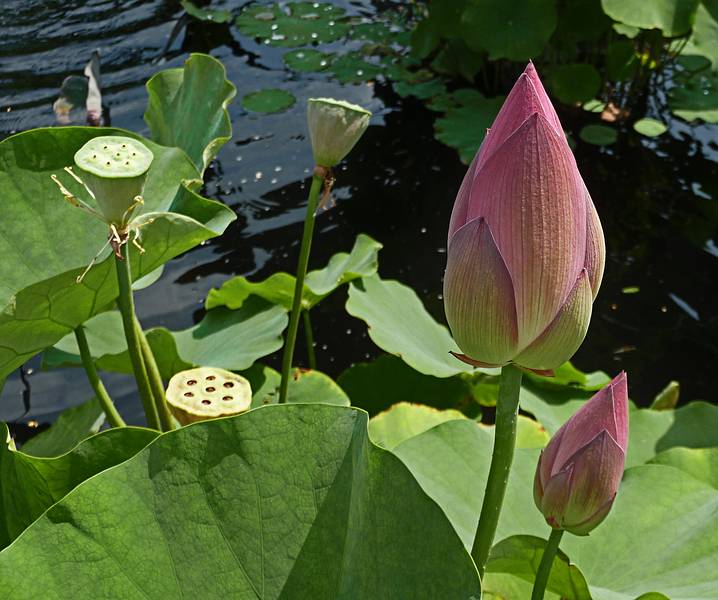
580 124 618 145
368 402 466 449
633 118 668 136
0 127 235 381
601 0 700 37
181 0 232 23
207 233 382 311
283 48 332 72
550 63 602 104
670 68 718 123
145 53 236 174
20 398 104 457
346 275 476 377
460 0 557 60
0 422 156 549
235 2 349 47
242 88 296 113
649 446 718 488
0 406 481 597
45 298 288 380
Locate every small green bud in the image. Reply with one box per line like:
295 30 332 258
73 135 153 225
166 367 252 425
307 98 371 167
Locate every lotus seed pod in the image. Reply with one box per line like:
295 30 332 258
166 367 252 425
73 135 153 225
307 98 371 167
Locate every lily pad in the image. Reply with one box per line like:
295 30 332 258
669 68 718 123
346 275 473 378
206 233 382 311
601 0 700 37
579 124 618 145
329 54 383 84
0 422 157 549
682 1 718 70
180 0 232 23
236 2 349 47
460 0 557 60
283 48 332 72
633 118 668 136
145 53 236 174
0 405 481 597
550 63 601 104
0 127 235 381
242 88 296 114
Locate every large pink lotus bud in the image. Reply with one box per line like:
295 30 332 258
534 372 628 535
443 63 605 373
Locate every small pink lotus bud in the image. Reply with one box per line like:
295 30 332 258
443 63 605 373
534 372 628 535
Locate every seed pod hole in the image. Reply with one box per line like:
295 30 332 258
201 400 211 405
224 382 234 388
187 380 197 385
206 375 216 381
184 392 194 397
222 396 233 401
206 387 216 392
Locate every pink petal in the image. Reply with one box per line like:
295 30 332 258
561 430 625 533
551 372 629 473
448 151 481 240
468 113 587 347
477 62 564 170
584 185 605 299
443 217 518 365
538 465 573 529
513 269 593 371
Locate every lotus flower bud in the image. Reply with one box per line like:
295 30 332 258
307 98 371 167
166 367 252 425
534 372 628 535
73 135 153 226
443 63 605 373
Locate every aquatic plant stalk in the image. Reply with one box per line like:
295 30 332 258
279 172 325 403
74 325 126 428
114 246 161 430
302 310 317 370
471 364 523 576
135 318 176 431
531 528 564 600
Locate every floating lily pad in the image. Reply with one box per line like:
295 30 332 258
236 2 349 47
283 48 332 72
242 88 296 113
180 0 232 23
633 118 668 136
669 69 718 123
329 54 383 84
579 124 618 145
550 63 601 104
394 78 447 100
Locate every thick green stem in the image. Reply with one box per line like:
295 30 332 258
135 318 175 431
531 528 564 600
279 173 324 403
302 310 317 370
74 326 126 428
114 247 161 430
471 364 523 575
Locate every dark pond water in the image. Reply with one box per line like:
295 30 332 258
1 0 717 428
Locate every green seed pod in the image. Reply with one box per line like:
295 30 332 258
73 135 153 225
307 98 371 167
166 367 252 425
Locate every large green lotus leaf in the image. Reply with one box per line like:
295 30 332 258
346 275 475 378
44 297 288 379
145 53 235 174
483 572 561 599
460 0 557 60
0 422 157 549
206 233 382 311
20 398 104 457
395 419 718 599
601 0 700 37
368 402 466 449
337 354 476 416
243 364 349 407
627 401 718 467
519 379 595 434
0 127 235 381
486 535 592 600
0 405 481 598
236 2 350 47
682 0 718 69
649 446 718 488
